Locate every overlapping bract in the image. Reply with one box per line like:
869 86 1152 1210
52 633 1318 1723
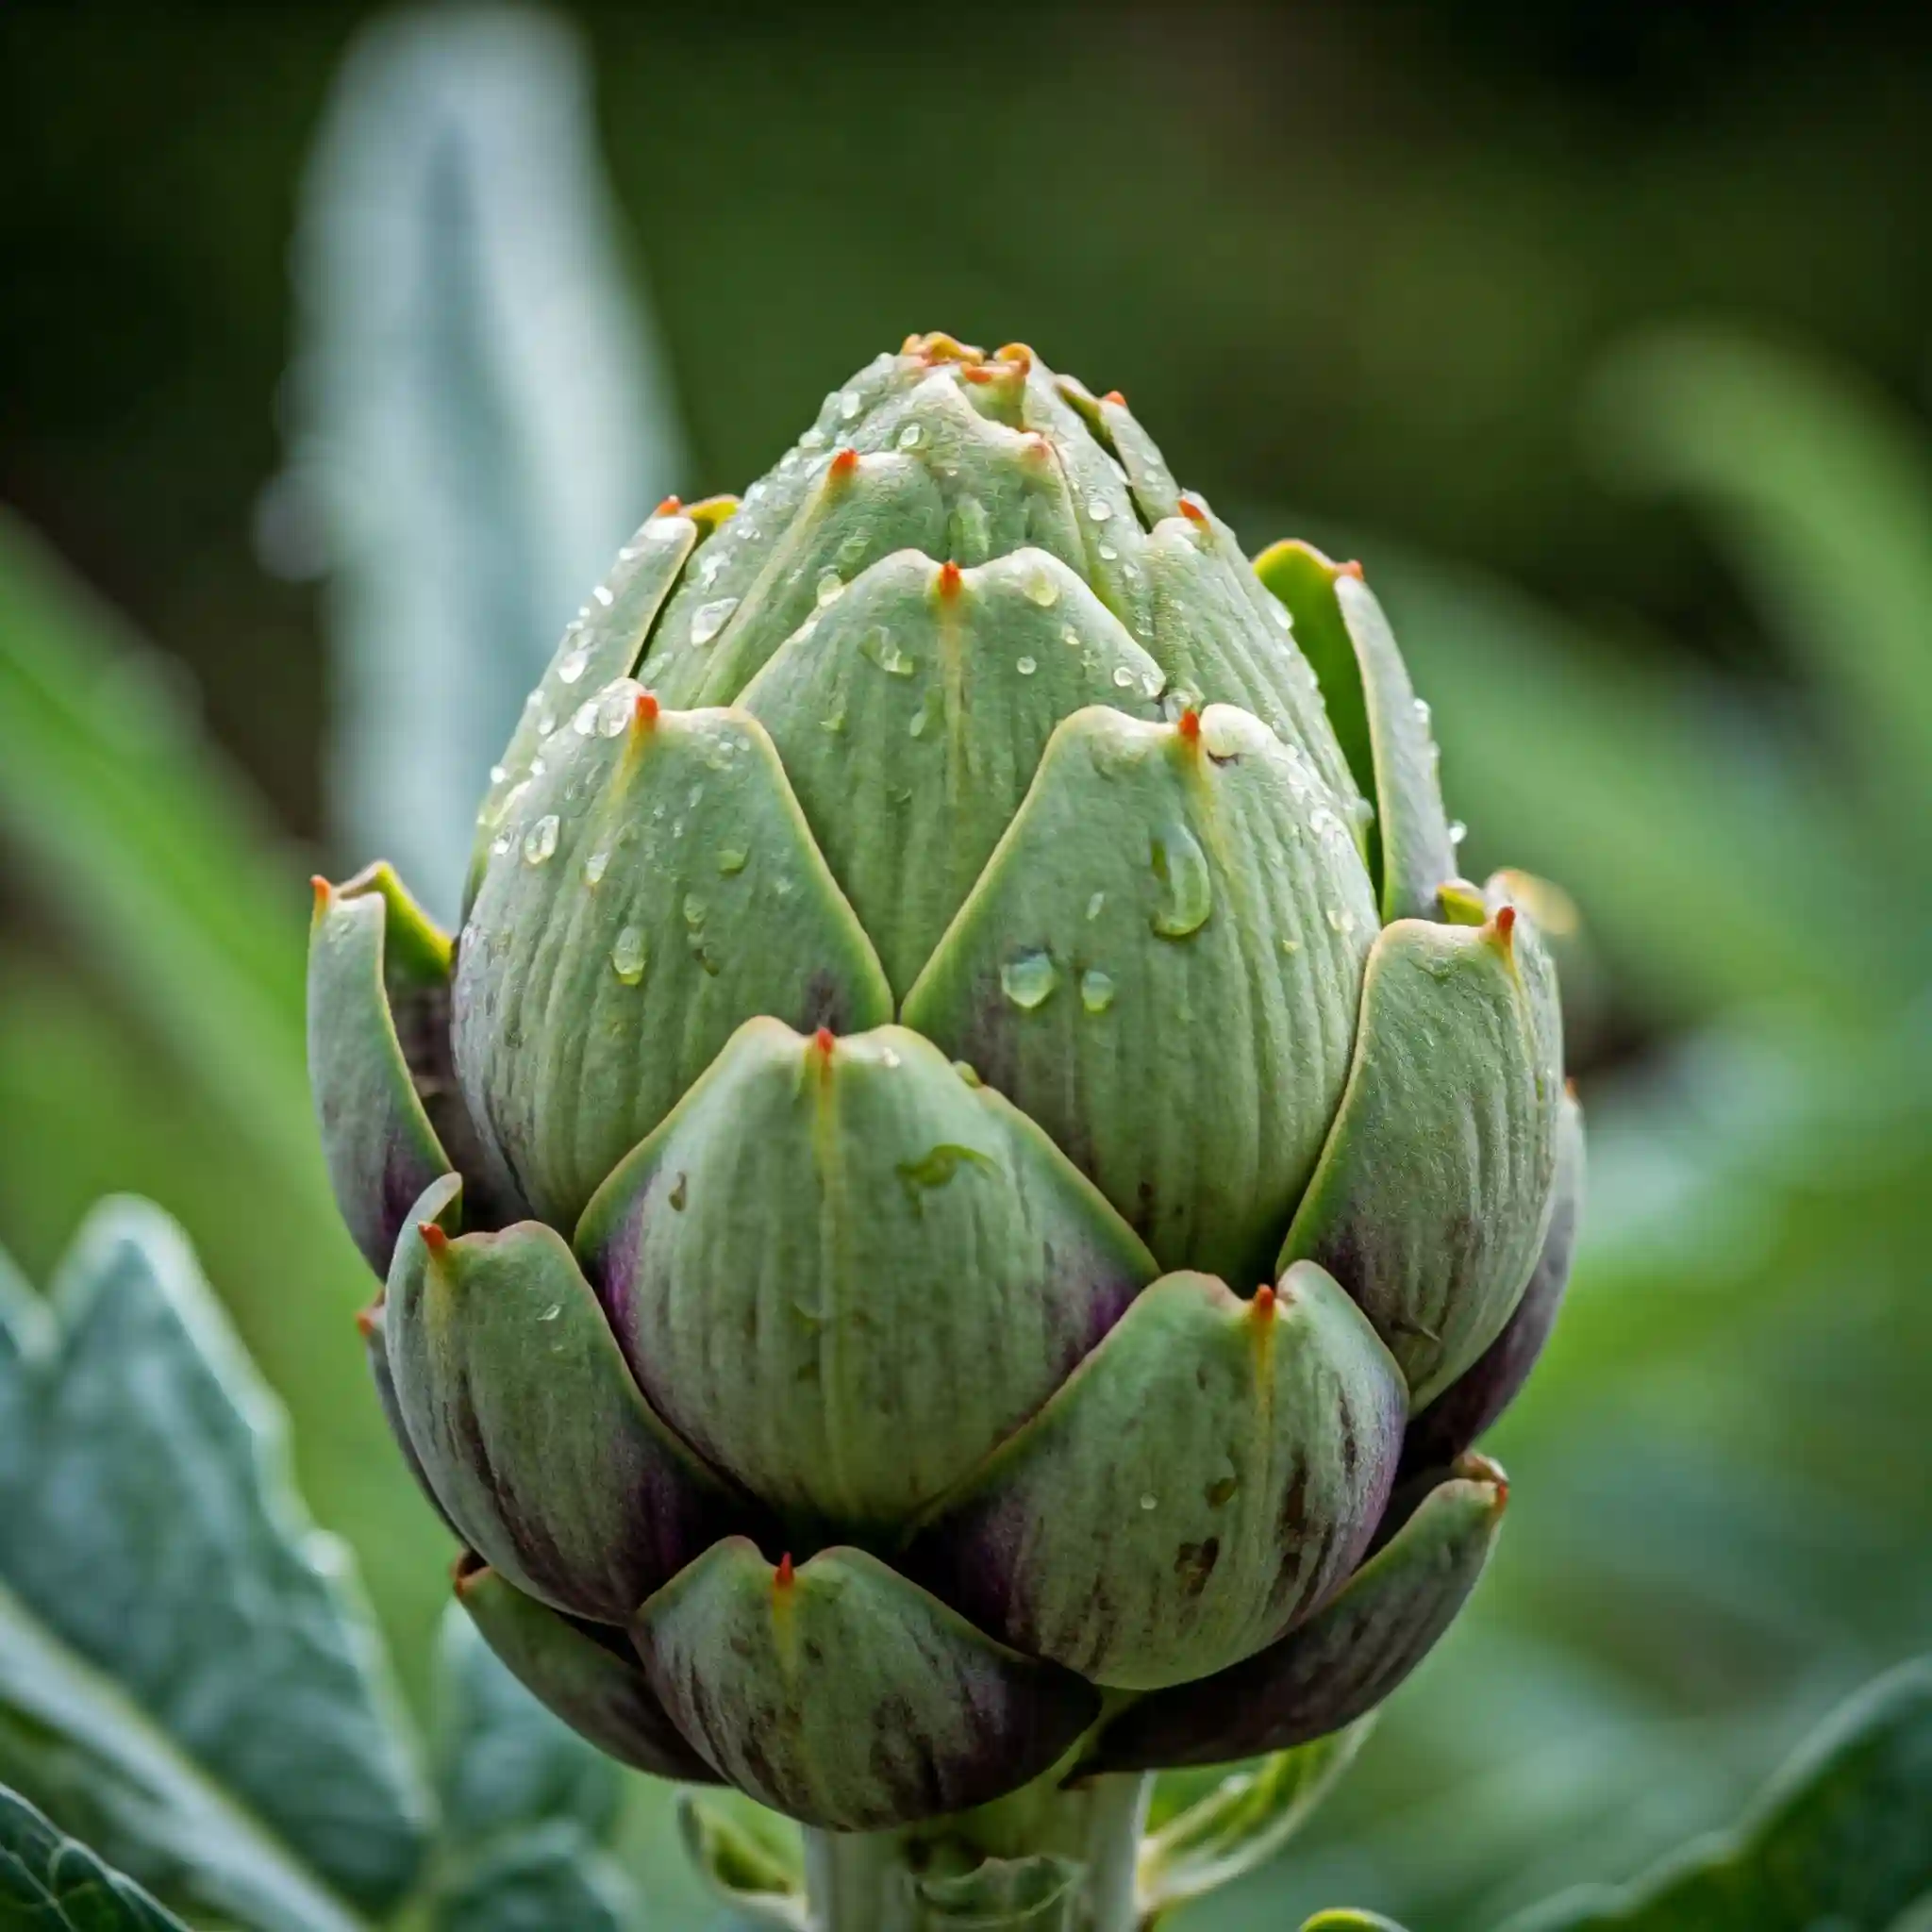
308 334 1579 1831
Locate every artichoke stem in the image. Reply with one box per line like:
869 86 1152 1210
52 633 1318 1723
800 1769 1151 1930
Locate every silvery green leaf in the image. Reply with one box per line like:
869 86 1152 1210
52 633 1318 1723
0 1201 428 1931
425 1604 642 1932
281 3 687 921
0 1786 192 1932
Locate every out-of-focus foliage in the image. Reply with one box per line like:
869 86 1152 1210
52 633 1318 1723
273 5 685 920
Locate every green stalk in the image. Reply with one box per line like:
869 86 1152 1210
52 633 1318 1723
799 1770 1151 1930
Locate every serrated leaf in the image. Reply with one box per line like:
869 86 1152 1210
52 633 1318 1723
1501 1657 1932 1931
0 1786 192 1932
285 5 686 921
1140 1720 1375 1914
0 1201 427 1931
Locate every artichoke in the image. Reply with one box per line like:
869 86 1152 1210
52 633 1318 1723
308 333 1580 1917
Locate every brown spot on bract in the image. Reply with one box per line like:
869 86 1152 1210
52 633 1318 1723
1174 1538 1221 1596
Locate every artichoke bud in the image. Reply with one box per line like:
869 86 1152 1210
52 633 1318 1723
308 333 1575 1836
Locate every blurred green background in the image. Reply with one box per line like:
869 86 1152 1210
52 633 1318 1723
4 4 1930 1925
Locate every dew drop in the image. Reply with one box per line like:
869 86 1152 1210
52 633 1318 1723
860 626 915 675
1270 599 1293 632
839 390 862 421
523 815 559 865
595 682 640 737
557 643 591 684
1112 665 1138 690
1140 1492 1158 1511
717 847 748 874
591 584 614 608
1088 496 1114 523
1016 655 1038 676
1022 564 1060 608
816 570 844 607
584 848 610 885
539 1302 562 1323
691 598 739 646
800 426 826 451
1326 907 1357 936
1413 697 1433 726
1086 891 1107 921
1449 819 1468 846
897 422 924 449
683 893 708 929
1000 950 1059 1010
573 699 598 735
644 515 685 542
1097 542 1120 562
908 686 945 739
1150 822 1212 938
1080 968 1116 1013
490 835 510 856
489 763 508 784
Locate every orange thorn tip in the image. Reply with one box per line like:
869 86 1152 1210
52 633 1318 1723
1177 707 1202 742
310 874 332 911
1177 497 1208 525
632 689 659 729
418 1221 450 1256
938 559 963 597
354 1307 378 1340
829 445 859 478
1103 389 1126 406
1252 1283 1277 1319
813 1026 836 1057
961 364 995 384
1564 1074 1580 1101
774 1552 796 1590
653 494 683 517
1491 904 1517 953
1337 559 1365 580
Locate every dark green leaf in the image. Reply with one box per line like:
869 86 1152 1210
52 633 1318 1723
1502 1657 1932 1930
0 1786 192 1932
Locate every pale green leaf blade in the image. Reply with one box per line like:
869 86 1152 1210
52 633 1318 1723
0 1203 427 1929
285 6 687 920
0 1787 192 1932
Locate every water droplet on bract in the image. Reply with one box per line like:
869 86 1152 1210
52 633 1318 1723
491 835 510 856
880 1046 901 1069
536 708 556 736
1022 564 1060 608
683 893 707 929
1097 542 1119 562
1000 951 1059 1010
1413 697 1432 726
490 763 508 784
1087 496 1114 523
816 570 844 608
860 626 915 675
718 847 748 874
539 1302 562 1323
584 848 610 885
529 757 546 777
591 584 614 608
1150 823 1212 938
1326 907 1357 937
573 700 598 735
897 421 924 449
908 686 945 739
1087 891 1107 921
1140 1492 1158 1511
644 515 684 542
595 682 641 737
696 550 725 587
668 1172 688 1210
1016 655 1038 676
691 598 739 647
1061 626 1081 648
840 390 862 421
1280 936 1301 956
558 644 591 684
953 1060 983 1088
610 924 648 982
1080 968 1115 1013
523 815 559 865
1449 819 1468 846
1112 665 1137 690
1270 600 1293 632
801 426 826 451
525 689 542 711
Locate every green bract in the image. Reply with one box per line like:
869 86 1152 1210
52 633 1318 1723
308 334 1579 1835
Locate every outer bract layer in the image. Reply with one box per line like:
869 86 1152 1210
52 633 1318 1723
308 334 1578 1831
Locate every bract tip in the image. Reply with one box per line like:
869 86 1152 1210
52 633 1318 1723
1338 558 1365 580
1177 707 1202 743
1103 389 1126 406
310 874 332 912
1178 496 1208 525
633 690 660 729
418 1221 450 1256
775 1552 796 1590
653 494 682 517
829 445 859 479
812 1026 836 1057
1252 1283 1277 1320
938 559 963 597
